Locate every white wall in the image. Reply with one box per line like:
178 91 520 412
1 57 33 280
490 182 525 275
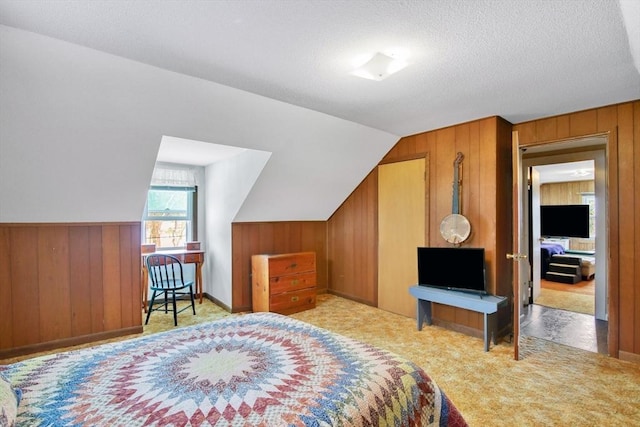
203 150 271 307
0 25 398 223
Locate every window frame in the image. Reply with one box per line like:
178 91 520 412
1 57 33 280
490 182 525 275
581 192 596 238
142 185 197 250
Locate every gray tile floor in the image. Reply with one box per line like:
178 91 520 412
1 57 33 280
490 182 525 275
521 304 608 354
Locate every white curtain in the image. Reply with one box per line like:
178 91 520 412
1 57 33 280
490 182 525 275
151 162 200 187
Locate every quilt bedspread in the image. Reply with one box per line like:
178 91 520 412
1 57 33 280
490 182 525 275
1 312 467 426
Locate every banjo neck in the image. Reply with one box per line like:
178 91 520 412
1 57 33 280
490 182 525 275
452 152 464 214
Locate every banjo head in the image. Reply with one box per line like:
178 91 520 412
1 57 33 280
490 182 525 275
439 213 471 244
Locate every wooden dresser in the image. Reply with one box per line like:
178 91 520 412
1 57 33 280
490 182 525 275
251 252 317 315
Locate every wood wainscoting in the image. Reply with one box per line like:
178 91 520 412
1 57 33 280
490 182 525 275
0 222 142 359
231 221 327 313
514 100 640 361
328 116 514 336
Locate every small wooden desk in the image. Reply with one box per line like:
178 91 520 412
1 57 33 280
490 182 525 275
409 285 508 351
141 249 205 312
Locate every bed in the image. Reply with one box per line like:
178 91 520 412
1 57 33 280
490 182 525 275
0 312 467 426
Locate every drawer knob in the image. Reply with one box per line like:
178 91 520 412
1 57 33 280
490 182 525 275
290 263 297 268
291 296 299 302
291 279 299 285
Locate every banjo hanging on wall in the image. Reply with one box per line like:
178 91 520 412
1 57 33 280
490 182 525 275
440 152 471 245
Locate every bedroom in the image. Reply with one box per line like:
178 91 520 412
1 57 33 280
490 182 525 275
520 155 606 354
1 1 640 425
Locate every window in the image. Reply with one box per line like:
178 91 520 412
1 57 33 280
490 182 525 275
142 186 197 249
581 193 596 238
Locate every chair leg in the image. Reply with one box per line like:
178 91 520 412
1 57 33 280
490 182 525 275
172 290 178 326
164 291 169 313
189 285 196 315
145 290 157 325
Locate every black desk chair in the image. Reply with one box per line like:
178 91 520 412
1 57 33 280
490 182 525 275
145 254 196 326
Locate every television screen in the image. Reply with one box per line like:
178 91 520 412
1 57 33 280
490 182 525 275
540 204 590 238
417 247 486 294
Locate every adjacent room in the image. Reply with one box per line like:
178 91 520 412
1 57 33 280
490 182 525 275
1 1 640 426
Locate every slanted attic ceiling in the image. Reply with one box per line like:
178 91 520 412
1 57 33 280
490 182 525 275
0 1 639 223
1 0 638 136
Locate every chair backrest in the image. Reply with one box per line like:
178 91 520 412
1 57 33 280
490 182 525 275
146 254 186 290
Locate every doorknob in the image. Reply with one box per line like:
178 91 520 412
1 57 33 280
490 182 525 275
506 253 527 260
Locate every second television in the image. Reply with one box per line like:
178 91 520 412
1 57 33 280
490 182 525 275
417 247 487 294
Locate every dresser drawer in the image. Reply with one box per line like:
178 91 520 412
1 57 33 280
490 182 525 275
251 251 317 315
269 288 316 314
270 271 316 295
267 252 315 277
182 253 202 264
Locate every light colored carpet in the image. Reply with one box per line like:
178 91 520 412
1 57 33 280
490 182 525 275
535 287 595 315
3 294 640 426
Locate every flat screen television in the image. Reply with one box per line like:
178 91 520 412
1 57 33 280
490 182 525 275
540 204 590 238
417 247 486 294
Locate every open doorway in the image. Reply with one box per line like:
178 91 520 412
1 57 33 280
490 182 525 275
517 137 608 355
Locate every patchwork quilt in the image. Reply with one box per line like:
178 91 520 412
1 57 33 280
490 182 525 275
1 312 467 426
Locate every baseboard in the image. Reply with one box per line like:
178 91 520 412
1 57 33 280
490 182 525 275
619 350 640 364
327 289 376 307
201 293 232 313
0 326 142 361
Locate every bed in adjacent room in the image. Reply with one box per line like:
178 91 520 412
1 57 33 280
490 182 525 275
0 312 467 426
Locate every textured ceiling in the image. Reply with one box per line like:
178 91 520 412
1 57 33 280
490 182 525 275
0 0 638 137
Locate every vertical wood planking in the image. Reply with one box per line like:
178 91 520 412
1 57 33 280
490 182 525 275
69 227 92 337
0 222 142 355
37 226 71 342
327 170 378 305
231 221 326 311
89 226 104 333
616 103 635 352
131 223 142 326
570 110 598 136
9 227 40 347
102 225 122 330
0 227 13 348
513 100 640 359
118 225 136 328
230 223 243 309
329 116 510 332
634 101 640 354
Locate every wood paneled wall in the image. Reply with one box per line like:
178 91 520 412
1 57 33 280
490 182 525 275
540 180 595 250
0 222 142 359
328 116 514 335
540 180 594 204
231 221 327 312
327 169 378 305
514 100 640 362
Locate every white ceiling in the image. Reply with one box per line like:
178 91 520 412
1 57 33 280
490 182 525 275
157 136 247 166
535 161 595 184
1 0 638 144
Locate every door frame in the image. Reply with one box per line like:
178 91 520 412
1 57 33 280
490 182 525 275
513 132 614 357
523 150 607 320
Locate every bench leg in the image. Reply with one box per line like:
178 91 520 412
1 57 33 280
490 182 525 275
484 312 498 351
416 299 432 331
483 313 490 351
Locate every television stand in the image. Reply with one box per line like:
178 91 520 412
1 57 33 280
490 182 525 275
409 285 508 351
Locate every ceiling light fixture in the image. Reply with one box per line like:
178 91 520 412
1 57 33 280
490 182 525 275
571 169 591 177
350 52 409 81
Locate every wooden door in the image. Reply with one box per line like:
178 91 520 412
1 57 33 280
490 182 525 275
510 131 527 360
378 157 426 318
